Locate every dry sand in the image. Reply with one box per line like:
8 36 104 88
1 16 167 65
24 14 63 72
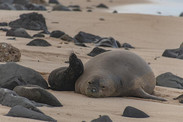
0 0 183 121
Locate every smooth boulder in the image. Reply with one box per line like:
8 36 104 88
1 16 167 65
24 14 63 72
95 37 121 48
50 30 65 38
122 106 149 118
0 62 48 89
87 47 109 57
91 115 112 122
156 72 183 89
74 31 101 43
13 85 62 107
0 88 41 113
27 39 51 46
162 48 183 59
6 105 57 122
6 28 32 38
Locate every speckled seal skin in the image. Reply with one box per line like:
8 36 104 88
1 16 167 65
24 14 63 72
75 50 166 101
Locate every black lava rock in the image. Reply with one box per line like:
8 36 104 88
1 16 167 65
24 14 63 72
50 30 65 38
0 62 48 89
25 3 47 11
27 39 51 46
49 0 60 4
6 28 32 38
180 12 183 17
33 33 45 38
122 106 149 118
0 22 8 26
6 105 57 122
95 37 120 48
9 12 48 31
48 53 84 91
96 3 109 9
14 85 62 107
0 88 41 113
121 43 135 49
52 4 71 11
87 47 109 57
0 28 9 32
162 48 183 59
74 31 102 43
156 72 183 89
91 115 112 122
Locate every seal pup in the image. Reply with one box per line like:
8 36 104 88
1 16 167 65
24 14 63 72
75 50 166 101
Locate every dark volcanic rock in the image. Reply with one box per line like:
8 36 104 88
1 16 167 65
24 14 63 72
6 105 57 122
174 94 183 103
96 3 109 9
0 0 14 4
49 0 60 4
48 53 84 91
9 12 48 31
0 62 48 89
33 33 45 38
91 115 112 122
122 106 149 118
6 28 32 38
75 42 87 47
13 0 29 5
121 43 135 49
60 34 74 42
0 76 26 90
27 39 51 46
68 5 81 11
53 4 71 11
14 4 27 10
0 22 8 26
0 28 9 32
50 30 65 38
162 48 183 59
74 31 102 43
0 88 41 113
25 3 47 11
95 37 120 48
0 42 21 62
156 72 183 89
87 47 109 57
180 12 183 17
0 3 16 10
14 85 62 107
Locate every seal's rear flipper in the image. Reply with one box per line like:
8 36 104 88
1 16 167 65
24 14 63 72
135 88 167 101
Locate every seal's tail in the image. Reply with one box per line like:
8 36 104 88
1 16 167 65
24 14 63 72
135 88 167 101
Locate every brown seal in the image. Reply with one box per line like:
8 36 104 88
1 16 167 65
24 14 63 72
75 50 166 101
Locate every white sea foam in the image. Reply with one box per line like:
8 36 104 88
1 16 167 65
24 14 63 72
111 0 183 16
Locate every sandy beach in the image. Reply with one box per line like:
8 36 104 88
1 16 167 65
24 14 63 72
0 0 183 121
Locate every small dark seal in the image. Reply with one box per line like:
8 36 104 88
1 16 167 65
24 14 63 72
48 53 84 91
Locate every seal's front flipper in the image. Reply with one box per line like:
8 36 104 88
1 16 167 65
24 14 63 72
135 88 167 101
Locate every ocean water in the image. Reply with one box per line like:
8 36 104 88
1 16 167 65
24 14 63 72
112 0 183 16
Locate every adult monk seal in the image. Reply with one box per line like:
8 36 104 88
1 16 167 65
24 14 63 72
75 50 166 101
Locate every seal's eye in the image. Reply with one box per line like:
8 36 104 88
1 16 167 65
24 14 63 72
91 88 97 93
88 82 92 84
101 86 105 89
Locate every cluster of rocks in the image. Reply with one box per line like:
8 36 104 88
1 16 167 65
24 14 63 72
0 62 61 121
0 0 47 10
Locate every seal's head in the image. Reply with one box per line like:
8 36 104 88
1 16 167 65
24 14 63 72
85 76 116 97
